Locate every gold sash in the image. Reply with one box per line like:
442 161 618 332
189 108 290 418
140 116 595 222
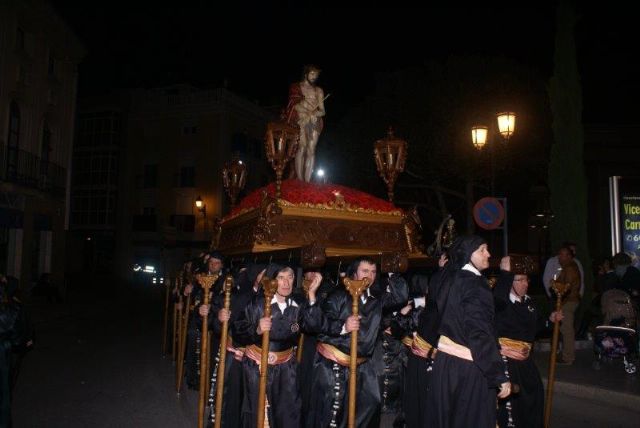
499 337 532 361
245 344 294 366
437 335 473 361
411 333 436 359
316 342 367 367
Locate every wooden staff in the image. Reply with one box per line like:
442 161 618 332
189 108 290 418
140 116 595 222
544 279 570 428
176 286 192 393
214 275 234 428
174 276 183 362
256 278 279 428
162 279 170 355
296 278 312 362
171 277 178 361
343 277 371 428
197 273 219 428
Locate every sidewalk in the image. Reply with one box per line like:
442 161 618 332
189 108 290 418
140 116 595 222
533 339 640 412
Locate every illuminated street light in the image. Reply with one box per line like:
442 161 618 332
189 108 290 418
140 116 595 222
470 112 517 196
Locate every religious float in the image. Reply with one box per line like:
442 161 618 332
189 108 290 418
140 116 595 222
211 120 441 272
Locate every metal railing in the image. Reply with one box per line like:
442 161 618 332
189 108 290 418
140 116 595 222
0 144 67 197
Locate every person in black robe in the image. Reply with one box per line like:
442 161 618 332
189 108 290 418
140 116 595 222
204 263 269 427
401 268 441 428
234 264 305 428
306 256 408 428
494 256 563 428
426 235 512 428
0 275 30 427
294 270 336 420
185 252 225 390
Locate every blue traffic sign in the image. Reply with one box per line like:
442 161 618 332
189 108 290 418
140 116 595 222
473 197 505 230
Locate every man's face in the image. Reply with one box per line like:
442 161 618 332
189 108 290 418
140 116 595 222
207 258 222 274
470 244 491 271
354 261 377 284
512 274 529 297
558 248 572 266
306 70 319 84
276 269 295 297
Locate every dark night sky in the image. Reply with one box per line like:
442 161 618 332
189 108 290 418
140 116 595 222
51 2 639 125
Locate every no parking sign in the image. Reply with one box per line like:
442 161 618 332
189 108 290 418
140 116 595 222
473 197 505 230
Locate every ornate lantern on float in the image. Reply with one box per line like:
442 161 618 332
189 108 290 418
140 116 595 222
222 157 247 208
373 127 407 202
264 121 299 199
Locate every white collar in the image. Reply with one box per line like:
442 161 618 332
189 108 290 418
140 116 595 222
509 292 529 304
270 295 298 310
462 263 481 276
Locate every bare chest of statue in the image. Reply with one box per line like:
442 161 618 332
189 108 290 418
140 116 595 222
300 83 320 106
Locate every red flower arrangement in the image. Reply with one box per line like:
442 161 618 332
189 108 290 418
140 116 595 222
226 179 398 219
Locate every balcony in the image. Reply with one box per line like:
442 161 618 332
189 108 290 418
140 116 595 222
1 144 66 197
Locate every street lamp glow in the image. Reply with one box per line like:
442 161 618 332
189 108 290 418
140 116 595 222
471 126 488 150
195 195 204 210
497 112 516 140
317 169 325 177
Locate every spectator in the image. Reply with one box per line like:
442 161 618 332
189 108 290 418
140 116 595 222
543 241 585 298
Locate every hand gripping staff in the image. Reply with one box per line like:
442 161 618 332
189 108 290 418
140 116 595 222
343 277 371 428
214 275 234 428
256 278 279 428
543 278 570 428
197 273 220 428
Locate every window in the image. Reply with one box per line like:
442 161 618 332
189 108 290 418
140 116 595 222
170 215 195 232
142 207 156 216
77 111 121 147
7 101 20 179
143 164 158 188
181 119 198 135
179 166 195 187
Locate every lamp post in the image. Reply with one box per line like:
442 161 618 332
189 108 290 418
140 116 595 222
374 127 408 203
222 157 247 208
471 112 516 196
195 195 207 231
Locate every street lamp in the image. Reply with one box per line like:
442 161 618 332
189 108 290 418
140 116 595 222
195 195 207 231
471 111 516 195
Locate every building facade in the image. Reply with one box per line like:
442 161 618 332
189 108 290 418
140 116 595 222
0 0 84 287
70 85 271 280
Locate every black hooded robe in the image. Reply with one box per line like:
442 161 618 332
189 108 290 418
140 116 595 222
306 274 408 428
206 265 263 427
494 271 545 428
234 292 303 428
426 268 507 428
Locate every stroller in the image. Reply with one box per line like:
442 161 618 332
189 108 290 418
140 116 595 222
593 289 638 374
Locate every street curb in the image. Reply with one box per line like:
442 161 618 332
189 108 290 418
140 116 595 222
542 378 640 412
